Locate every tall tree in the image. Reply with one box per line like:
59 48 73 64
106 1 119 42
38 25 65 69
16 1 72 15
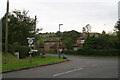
85 24 91 33
85 24 92 37
2 10 36 47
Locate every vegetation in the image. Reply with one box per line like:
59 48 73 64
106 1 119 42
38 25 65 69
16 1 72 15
35 30 82 50
2 9 119 61
61 30 82 50
83 34 118 50
2 10 41 58
2 53 68 71
114 19 120 50
2 10 36 46
65 49 118 56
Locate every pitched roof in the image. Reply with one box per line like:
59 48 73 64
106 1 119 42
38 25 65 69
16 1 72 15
51 43 66 48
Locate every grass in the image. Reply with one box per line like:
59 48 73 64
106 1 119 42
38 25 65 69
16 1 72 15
2 53 68 72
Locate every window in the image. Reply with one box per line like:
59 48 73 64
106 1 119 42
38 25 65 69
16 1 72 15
81 40 85 44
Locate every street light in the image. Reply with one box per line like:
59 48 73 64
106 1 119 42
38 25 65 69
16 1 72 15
58 24 63 59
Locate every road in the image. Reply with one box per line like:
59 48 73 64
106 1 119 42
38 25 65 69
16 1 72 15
3 54 118 78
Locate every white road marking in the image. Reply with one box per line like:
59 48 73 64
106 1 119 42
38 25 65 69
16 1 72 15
53 68 83 77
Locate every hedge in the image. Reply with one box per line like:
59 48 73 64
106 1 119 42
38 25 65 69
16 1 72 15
64 49 119 56
2 43 30 59
17 46 30 59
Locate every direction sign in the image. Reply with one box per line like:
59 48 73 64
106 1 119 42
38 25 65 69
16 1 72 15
31 49 38 52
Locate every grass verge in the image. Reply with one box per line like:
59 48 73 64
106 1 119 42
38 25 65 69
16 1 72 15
2 53 68 72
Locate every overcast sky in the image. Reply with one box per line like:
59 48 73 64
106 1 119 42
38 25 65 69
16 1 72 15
1 0 119 33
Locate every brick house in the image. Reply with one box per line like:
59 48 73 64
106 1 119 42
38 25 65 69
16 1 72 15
73 37 86 51
44 38 65 52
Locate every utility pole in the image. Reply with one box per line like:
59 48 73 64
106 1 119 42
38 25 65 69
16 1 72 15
34 15 37 49
5 0 9 53
34 15 37 34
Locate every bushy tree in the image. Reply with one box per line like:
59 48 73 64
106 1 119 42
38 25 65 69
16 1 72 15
2 10 35 46
61 30 81 50
84 34 117 50
2 10 37 54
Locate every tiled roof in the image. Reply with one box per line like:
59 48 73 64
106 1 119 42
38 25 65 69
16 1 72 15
51 43 66 48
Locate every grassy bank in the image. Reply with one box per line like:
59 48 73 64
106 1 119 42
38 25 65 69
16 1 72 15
2 53 68 72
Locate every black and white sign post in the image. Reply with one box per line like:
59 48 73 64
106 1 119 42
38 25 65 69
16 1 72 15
27 37 35 63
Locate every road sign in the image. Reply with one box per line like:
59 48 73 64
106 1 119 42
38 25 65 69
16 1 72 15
31 49 38 52
27 37 35 45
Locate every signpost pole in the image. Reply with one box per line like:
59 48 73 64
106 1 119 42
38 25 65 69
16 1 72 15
29 46 32 63
27 38 34 63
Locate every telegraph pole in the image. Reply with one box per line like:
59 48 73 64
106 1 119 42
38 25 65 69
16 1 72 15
34 15 37 34
34 15 37 49
5 0 9 53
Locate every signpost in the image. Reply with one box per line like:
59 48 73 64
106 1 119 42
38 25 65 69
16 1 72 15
27 37 34 63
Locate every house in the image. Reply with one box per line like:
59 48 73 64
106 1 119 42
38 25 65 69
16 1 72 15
72 32 100 51
44 38 65 52
73 37 86 51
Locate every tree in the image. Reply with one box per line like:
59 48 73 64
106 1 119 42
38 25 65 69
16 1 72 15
84 24 92 37
61 30 81 50
2 10 36 52
82 27 86 33
56 31 61 37
85 24 91 33
114 19 120 49
84 34 117 50
102 30 106 35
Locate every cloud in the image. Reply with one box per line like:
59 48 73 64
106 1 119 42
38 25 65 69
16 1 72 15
0 0 119 33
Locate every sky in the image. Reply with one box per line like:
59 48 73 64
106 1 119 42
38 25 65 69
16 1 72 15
0 0 119 33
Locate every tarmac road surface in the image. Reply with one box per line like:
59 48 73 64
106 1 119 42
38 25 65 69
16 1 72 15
3 54 118 78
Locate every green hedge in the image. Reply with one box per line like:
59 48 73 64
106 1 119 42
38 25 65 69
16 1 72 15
12 43 30 59
65 49 119 56
2 43 30 58
3 42 39 58
18 46 30 59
